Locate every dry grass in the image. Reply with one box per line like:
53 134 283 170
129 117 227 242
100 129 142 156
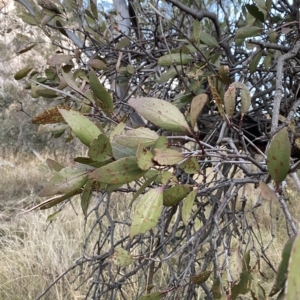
1 155 300 299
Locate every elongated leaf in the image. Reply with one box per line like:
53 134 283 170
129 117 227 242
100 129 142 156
14 67 33 80
266 128 290 184
200 31 219 47
116 37 130 50
208 77 225 119
249 50 263 74
158 53 195 66
114 128 159 148
128 97 191 133
191 270 212 284
39 165 91 197
182 190 197 225
88 134 113 162
153 148 184 165
224 85 236 119
89 69 113 110
285 234 300 300
31 188 82 211
163 185 192 206
269 237 296 297
81 179 94 216
90 59 107 70
89 156 145 184
35 87 58 98
58 109 101 146
130 187 164 239
190 94 207 128
235 26 262 39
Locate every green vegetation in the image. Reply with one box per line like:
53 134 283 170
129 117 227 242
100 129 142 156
1 0 300 298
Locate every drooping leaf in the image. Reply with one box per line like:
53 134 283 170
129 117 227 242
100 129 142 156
191 270 212 284
39 188 82 210
81 179 94 217
224 85 236 119
259 181 278 201
163 185 192 206
208 77 225 119
128 97 191 133
89 69 113 110
114 128 159 148
153 148 184 165
32 105 72 124
158 53 195 66
269 237 296 297
200 31 219 48
285 234 300 300
111 248 133 267
88 134 113 162
39 165 91 197
89 156 145 184
136 143 154 170
249 50 263 74
190 94 208 128
182 190 197 225
130 187 164 240
14 67 33 80
240 86 251 118
58 109 101 146
235 26 262 39
266 128 291 185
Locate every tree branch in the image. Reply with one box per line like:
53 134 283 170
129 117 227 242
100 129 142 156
165 0 235 65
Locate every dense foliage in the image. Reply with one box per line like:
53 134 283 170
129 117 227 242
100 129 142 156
9 0 300 298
